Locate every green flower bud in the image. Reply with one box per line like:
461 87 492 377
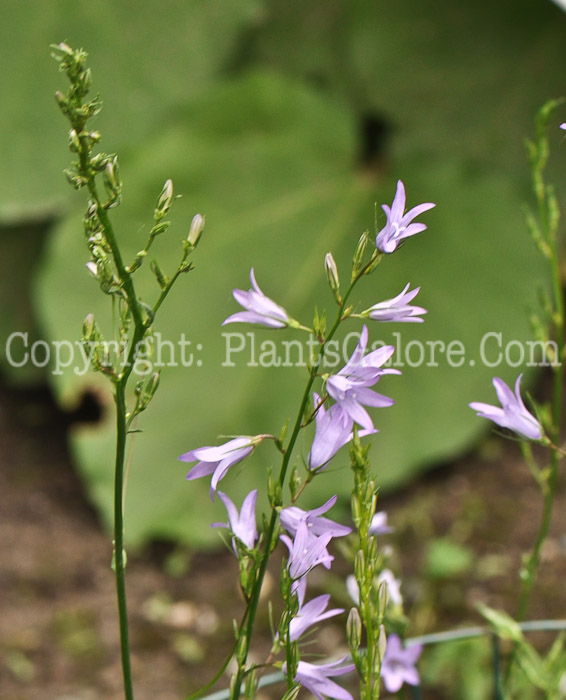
155 179 174 220
324 252 340 292
187 213 205 247
347 607 362 650
352 231 369 277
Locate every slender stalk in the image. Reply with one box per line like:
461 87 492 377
229 266 371 699
114 380 135 700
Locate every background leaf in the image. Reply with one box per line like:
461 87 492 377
35 62 552 546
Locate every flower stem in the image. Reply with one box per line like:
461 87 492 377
229 270 365 699
114 380 135 700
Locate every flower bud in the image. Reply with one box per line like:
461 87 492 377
346 607 362 650
85 261 98 277
324 252 340 292
187 214 204 247
69 129 81 153
352 231 369 276
155 179 174 220
82 313 95 340
378 625 387 660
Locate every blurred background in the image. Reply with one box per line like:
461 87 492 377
2 1 566 698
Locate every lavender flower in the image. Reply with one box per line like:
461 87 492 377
288 657 355 700
281 519 334 582
368 510 393 535
180 435 265 496
561 123 566 130
381 635 422 693
326 326 400 431
213 490 258 551
376 180 435 253
280 495 352 539
308 394 358 471
469 374 543 441
362 283 427 323
289 594 344 642
222 268 290 328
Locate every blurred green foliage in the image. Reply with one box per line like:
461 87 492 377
2 0 566 546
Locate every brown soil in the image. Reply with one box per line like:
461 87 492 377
1 374 566 700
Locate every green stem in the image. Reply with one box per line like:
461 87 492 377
229 266 370 699
114 380 135 700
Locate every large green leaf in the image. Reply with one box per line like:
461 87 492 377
0 0 262 221
35 67 550 547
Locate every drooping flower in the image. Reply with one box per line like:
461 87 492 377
361 283 427 323
376 180 435 253
289 594 344 642
213 489 258 551
469 374 543 441
326 326 400 432
280 495 352 539
308 394 358 471
180 435 265 496
368 510 394 536
381 635 422 693
222 268 290 328
288 657 355 700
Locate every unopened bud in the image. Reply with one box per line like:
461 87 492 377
85 261 98 277
69 129 81 152
346 607 362 650
83 313 95 339
352 231 369 277
324 252 340 293
378 625 387 660
155 179 174 220
187 214 204 247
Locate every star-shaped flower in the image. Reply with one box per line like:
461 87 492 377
376 180 435 253
326 326 400 432
213 489 258 551
222 268 290 328
381 635 422 693
361 283 427 323
469 374 543 441
287 657 355 700
180 435 266 496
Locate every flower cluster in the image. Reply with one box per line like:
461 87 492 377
179 180 434 699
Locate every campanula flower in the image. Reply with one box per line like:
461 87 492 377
289 594 344 642
469 374 543 441
376 180 435 253
361 283 427 323
326 326 400 431
381 634 422 693
213 489 258 551
281 519 334 582
308 394 358 471
287 657 355 700
280 495 352 539
180 435 266 496
222 268 290 328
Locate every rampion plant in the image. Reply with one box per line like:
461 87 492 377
52 42 566 700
